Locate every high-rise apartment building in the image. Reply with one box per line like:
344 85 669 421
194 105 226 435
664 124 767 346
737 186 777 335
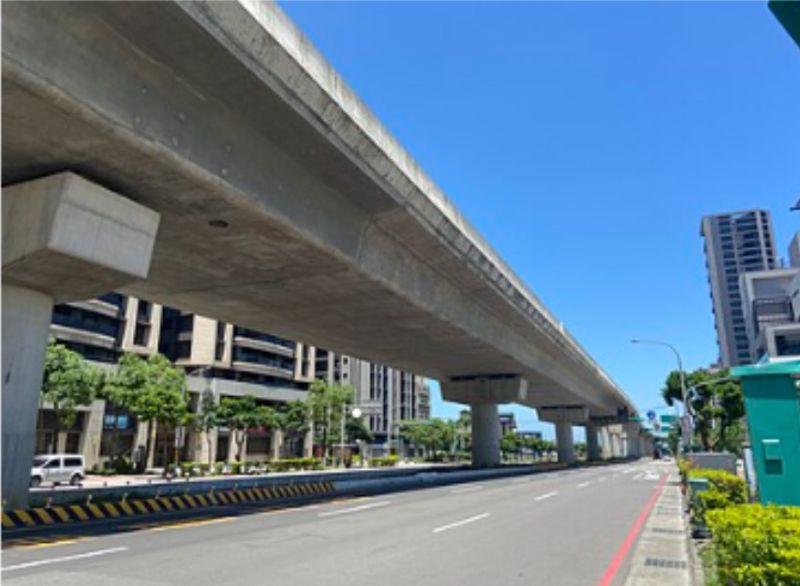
788 232 800 269
739 268 799 362
700 210 779 366
315 351 430 455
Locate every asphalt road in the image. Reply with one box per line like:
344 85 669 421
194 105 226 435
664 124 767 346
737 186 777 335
2 460 670 586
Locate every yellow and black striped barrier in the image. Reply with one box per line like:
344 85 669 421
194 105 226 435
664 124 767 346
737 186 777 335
2 481 336 531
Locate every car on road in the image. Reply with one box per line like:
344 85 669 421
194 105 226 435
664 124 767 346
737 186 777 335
30 454 85 488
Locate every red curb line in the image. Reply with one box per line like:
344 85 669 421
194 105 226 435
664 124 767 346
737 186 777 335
598 471 669 586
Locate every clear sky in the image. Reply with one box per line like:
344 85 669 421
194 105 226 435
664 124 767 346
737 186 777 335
279 1 800 438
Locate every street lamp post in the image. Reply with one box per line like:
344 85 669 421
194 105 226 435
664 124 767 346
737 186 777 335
339 403 362 467
631 337 690 450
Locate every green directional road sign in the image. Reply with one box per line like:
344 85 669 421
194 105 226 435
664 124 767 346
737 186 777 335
660 415 677 424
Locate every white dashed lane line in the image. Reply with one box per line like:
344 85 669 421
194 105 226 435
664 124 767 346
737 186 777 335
318 501 391 518
535 491 559 501
2 547 129 572
451 485 484 494
433 513 490 534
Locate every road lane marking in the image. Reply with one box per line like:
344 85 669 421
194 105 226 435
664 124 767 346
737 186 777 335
577 482 590 489
599 477 608 482
318 501 391 518
150 517 234 532
262 505 320 515
633 473 644 480
433 512 490 534
451 485 483 494
535 491 559 501
2 546 128 572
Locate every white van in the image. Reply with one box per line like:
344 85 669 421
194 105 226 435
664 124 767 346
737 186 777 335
30 454 85 487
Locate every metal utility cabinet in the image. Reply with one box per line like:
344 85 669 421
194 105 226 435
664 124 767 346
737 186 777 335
731 361 800 506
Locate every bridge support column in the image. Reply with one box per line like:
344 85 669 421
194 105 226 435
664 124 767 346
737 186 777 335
440 375 528 469
609 427 623 458
625 423 641 459
471 403 501 468
599 427 612 460
555 422 575 464
2 173 159 507
585 423 601 462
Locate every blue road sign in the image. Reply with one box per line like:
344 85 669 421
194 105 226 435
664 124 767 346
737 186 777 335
647 410 656 421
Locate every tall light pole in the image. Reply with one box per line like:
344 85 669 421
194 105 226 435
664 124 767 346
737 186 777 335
339 403 362 467
631 337 690 450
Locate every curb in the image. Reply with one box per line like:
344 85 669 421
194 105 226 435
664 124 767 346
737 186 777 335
2 481 335 531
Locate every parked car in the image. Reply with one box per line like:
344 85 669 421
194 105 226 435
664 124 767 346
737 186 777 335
30 454 85 487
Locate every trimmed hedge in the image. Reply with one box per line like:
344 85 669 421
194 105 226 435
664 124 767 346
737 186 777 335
370 455 399 468
270 458 322 472
687 469 747 527
707 504 800 586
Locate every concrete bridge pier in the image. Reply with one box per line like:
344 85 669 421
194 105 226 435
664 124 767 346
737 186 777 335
470 403 501 467
2 173 160 507
585 423 601 462
538 406 589 465
554 422 575 464
608 426 624 458
441 375 528 468
625 423 641 458
599 426 612 460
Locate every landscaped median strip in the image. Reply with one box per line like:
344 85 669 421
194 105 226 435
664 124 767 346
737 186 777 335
1 481 336 531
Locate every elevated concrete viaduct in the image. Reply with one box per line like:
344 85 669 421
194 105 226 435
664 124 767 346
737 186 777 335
2 1 639 506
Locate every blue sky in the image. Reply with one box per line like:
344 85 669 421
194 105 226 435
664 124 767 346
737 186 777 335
279 2 800 438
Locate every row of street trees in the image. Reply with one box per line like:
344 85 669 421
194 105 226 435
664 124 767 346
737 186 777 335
42 340 313 470
41 340 374 471
660 367 745 454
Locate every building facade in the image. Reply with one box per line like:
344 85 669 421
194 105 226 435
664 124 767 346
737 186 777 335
739 268 799 362
40 293 430 469
700 210 779 367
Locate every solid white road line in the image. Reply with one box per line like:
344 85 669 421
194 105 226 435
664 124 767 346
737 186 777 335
451 485 484 494
535 491 559 501
633 473 644 481
433 513 490 534
318 501 391 518
577 482 590 489
2 547 129 572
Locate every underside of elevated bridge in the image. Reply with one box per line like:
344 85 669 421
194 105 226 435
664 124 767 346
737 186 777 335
2 1 639 506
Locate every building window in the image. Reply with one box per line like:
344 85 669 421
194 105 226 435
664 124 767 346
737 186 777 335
134 324 150 347
137 300 152 322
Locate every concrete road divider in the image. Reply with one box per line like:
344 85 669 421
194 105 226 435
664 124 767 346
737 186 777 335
1 481 335 530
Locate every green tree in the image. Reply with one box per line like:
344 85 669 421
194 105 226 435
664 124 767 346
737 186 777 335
41 339 104 453
110 353 188 472
308 380 354 463
218 395 258 463
195 390 219 467
278 400 312 437
661 368 744 452
101 352 149 464
500 431 522 461
399 418 455 461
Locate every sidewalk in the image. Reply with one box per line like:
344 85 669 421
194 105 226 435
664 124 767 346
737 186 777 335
622 466 693 586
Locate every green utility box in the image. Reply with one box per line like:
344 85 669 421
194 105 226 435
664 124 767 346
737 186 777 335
731 361 800 506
